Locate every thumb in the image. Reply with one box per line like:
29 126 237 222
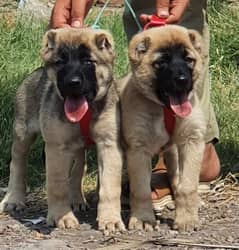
71 0 86 27
71 0 94 28
155 0 170 18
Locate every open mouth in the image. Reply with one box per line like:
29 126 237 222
64 95 89 123
167 93 192 118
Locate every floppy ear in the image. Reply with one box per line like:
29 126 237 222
95 32 114 51
129 36 151 64
40 29 57 63
188 29 203 55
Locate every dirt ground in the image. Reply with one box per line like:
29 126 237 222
1 175 239 250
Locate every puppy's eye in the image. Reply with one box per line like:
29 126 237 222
55 58 67 65
185 56 195 67
82 59 95 65
55 54 69 65
153 61 167 70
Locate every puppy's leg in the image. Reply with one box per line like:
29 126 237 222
69 149 88 212
127 148 156 231
173 141 204 231
164 145 179 195
0 129 36 213
96 141 125 234
45 143 79 229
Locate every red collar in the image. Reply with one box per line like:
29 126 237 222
79 108 94 147
163 107 176 137
143 15 166 30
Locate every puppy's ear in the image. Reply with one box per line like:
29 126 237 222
129 36 151 63
40 29 57 62
188 29 203 55
95 33 114 51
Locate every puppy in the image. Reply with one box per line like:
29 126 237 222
0 28 125 233
118 25 207 231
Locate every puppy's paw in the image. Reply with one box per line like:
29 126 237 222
47 210 79 229
98 215 126 235
173 214 199 232
0 192 26 214
128 212 157 232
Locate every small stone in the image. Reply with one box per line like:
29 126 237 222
7 223 20 231
168 230 178 236
226 236 234 242
89 235 94 240
0 226 6 234
32 230 44 240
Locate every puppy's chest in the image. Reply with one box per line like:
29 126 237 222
150 115 170 153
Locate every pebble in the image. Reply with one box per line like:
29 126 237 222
168 230 178 236
0 226 6 234
7 223 21 231
226 236 234 242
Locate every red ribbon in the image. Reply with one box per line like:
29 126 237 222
163 107 176 137
143 15 166 30
79 108 94 147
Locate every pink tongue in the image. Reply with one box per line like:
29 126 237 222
169 95 192 118
64 96 88 122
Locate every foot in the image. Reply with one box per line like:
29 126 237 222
173 210 199 231
0 191 26 214
97 199 125 234
97 213 126 235
47 209 79 229
129 195 157 231
128 212 157 232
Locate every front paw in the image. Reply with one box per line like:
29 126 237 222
0 192 26 214
173 215 199 231
128 210 157 232
97 213 126 235
47 209 79 229
174 190 199 231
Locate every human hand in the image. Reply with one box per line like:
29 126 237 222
140 0 189 25
50 0 94 28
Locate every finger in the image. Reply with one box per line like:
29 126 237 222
139 14 153 25
166 0 189 24
155 0 170 18
71 0 94 28
50 0 71 28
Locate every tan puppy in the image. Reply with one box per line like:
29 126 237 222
0 28 125 233
118 25 207 231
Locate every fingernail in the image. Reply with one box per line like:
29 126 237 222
157 10 169 18
71 20 81 28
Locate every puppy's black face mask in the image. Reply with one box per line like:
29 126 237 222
153 44 194 108
56 45 97 104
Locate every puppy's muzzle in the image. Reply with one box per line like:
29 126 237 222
174 74 189 85
68 76 83 87
59 73 86 98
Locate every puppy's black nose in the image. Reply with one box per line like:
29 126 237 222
175 74 188 84
69 76 82 86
